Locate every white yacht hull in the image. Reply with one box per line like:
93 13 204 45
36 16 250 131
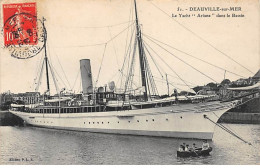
9 101 235 139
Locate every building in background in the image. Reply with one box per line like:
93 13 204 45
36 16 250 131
0 91 13 105
252 69 260 84
12 92 41 104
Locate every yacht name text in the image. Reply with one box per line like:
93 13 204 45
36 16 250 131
172 7 244 18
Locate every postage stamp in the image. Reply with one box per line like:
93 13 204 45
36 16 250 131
2 2 45 59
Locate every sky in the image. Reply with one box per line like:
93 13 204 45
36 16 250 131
0 0 259 95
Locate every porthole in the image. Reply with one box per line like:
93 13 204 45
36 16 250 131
137 120 139 122
102 122 104 124
108 122 110 124
118 121 120 123
89 122 91 124
146 120 148 122
166 118 168 121
152 119 155 121
128 121 130 123
93 122 95 124
97 122 99 124
84 122 85 124
180 116 182 119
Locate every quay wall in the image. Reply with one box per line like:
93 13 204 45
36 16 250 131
219 97 260 124
219 112 260 124
0 111 24 126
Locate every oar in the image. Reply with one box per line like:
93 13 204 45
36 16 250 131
193 149 199 156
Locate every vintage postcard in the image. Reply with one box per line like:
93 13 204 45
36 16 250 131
0 0 259 165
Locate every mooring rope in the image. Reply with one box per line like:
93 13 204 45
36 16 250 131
203 114 252 145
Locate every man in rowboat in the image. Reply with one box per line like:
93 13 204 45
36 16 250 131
202 140 210 150
192 143 197 150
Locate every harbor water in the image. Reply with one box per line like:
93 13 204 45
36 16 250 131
0 124 259 165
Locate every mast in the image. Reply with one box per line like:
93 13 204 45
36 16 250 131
134 0 148 101
42 17 50 93
166 73 169 96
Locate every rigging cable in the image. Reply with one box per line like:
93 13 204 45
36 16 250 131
122 1 135 70
108 26 119 68
203 90 259 146
47 44 70 90
122 72 192 90
204 115 251 145
49 39 72 90
212 111 241 137
106 22 135 44
144 35 220 84
214 96 260 143
72 68 80 91
120 28 136 90
108 70 121 83
124 37 137 94
95 43 107 87
47 61 60 94
118 2 133 90
143 42 164 78
120 2 135 90
53 22 135 48
54 42 105 48
121 72 139 89
144 41 197 91
153 76 195 87
143 51 159 96
50 20 135 29
168 83 185 94
166 73 198 87
35 58 45 92
77 74 82 93
33 52 45 91
33 52 44 83
143 40 194 92
149 1 254 74
143 34 247 79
